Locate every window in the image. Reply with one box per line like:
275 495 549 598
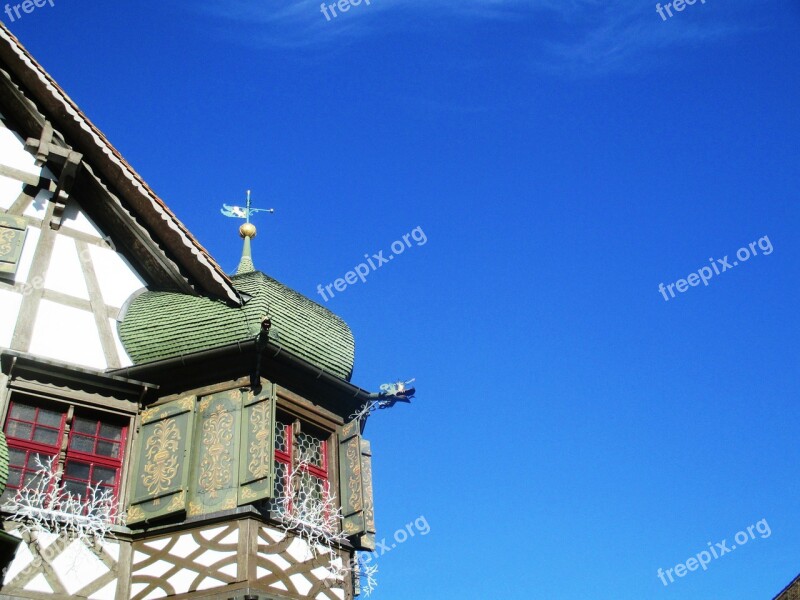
63 416 125 503
3 398 127 508
270 416 330 517
4 402 66 497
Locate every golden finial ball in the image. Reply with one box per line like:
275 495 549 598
239 223 257 239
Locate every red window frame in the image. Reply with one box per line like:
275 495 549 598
274 420 330 511
3 399 127 506
63 415 127 503
4 401 67 496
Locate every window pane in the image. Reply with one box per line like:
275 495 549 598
37 408 64 428
65 461 91 481
92 466 117 485
99 423 122 441
95 441 120 458
27 452 50 469
7 467 21 488
22 471 39 487
62 479 85 500
296 472 326 522
268 461 289 516
72 417 97 435
6 421 32 441
69 434 95 453
9 403 35 422
275 422 289 454
8 448 26 466
297 432 325 468
33 427 59 446
299 472 325 504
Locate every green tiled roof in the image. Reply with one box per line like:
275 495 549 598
118 271 355 381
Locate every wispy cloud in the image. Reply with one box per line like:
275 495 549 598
188 0 768 74
536 0 765 75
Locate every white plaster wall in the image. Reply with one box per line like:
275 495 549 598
0 288 22 347
111 317 133 367
44 234 89 300
28 299 106 368
0 121 29 211
0 123 57 214
23 187 53 220
88 243 146 309
0 121 40 176
14 225 40 284
61 197 103 237
0 173 23 211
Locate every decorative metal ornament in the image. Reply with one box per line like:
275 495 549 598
349 378 417 423
220 189 275 233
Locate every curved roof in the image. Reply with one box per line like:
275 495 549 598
118 271 355 381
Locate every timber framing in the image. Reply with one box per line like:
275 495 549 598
0 23 242 306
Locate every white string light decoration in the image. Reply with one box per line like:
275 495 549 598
277 459 378 596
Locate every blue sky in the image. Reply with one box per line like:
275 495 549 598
5 0 800 598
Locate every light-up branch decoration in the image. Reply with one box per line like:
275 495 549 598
2 455 123 544
355 557 379 597
349 379 416 424
278 460 378 596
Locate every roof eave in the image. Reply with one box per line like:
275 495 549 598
0 24 242 306
110 338 369 416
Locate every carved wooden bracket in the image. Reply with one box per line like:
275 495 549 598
24 121 83 230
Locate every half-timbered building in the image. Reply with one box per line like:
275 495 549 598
0 23 386 600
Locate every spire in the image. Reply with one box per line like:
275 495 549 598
220 190 275 276
236 223 257 274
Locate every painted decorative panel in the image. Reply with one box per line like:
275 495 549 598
337 421 375 551
187 390 240 517
238 385 276 506
128 396 195 525
0 214 27 276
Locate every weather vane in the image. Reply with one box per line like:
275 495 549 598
221 190 274 237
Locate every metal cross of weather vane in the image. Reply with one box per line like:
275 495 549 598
220 190 275 224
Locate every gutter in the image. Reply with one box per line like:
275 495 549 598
110 338 373 405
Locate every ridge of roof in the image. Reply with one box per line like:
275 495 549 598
0 23 242 306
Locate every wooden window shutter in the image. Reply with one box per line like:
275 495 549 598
337 420 376 551
187 390 242 517
238 384 276 506
0 215 28 276
127 396 195 526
